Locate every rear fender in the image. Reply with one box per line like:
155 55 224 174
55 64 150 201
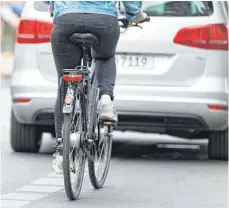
63 86 74 114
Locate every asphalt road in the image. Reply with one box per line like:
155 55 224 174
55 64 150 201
0 78 228 208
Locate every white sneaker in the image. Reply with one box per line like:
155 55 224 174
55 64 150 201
52 142 63 175
98 95 118 122
52 153 63 175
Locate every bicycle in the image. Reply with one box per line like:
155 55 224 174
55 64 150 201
60 16 150 201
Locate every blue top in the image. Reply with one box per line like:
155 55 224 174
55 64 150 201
44 1 142 21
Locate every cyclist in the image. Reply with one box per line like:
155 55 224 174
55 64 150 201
44 1 147 174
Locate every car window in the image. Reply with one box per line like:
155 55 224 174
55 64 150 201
35 1 213 16
117 1 213 17
142 1 213 16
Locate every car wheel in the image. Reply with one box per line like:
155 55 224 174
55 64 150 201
208 129 228 161
10 110 42 153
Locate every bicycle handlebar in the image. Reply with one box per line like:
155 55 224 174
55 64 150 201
118 16 150 29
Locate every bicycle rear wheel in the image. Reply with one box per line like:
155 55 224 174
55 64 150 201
88 124 113 189
63 108 86 200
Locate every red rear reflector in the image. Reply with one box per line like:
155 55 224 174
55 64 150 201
208 105 227 111
174 24 228 50
13 98 31 103
63 75 83 82
17 19 53 44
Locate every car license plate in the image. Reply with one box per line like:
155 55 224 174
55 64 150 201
116 54 154 70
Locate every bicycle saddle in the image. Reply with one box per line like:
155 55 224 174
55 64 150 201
69 33 99 44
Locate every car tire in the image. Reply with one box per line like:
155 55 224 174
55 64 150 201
208 129 228 161
10 110 42 153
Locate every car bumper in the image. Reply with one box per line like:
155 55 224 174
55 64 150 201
11 83 228 132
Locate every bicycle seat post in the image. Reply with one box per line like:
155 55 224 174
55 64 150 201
81 43 92 69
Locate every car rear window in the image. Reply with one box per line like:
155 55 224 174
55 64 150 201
35 1 213 16
143 1 213 16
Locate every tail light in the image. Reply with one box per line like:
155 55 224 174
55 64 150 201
62 75 83 82
17 19 53 44
208 105 228 111
174 24 228 50
13 98 31 103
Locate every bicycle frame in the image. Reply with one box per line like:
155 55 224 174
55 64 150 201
61 44 100 160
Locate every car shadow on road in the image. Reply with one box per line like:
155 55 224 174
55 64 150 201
37 132 226 163
38 133 209 161
5 129 223 163
39 133 214 163
111 139 210 162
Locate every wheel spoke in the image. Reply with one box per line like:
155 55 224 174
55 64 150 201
70 113 81 158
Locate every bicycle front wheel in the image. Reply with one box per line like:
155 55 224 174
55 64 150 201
88 124 113 189
63 112 86 200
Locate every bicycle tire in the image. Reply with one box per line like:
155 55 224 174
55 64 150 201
88 124 113 189
63 112 86 200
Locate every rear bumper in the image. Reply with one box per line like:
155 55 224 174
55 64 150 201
11 84 228 132
114 96 227 132
11 90 56 125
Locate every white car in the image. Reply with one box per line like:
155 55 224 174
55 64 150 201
10 1 228 160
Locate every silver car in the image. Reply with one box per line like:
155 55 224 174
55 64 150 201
10 1 228 160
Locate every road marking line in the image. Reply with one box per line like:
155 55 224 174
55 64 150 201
0 160 103 207
1 193 46 201
0 199 30 208
46 172 62 178
16 185 63 193
32 178 64 186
